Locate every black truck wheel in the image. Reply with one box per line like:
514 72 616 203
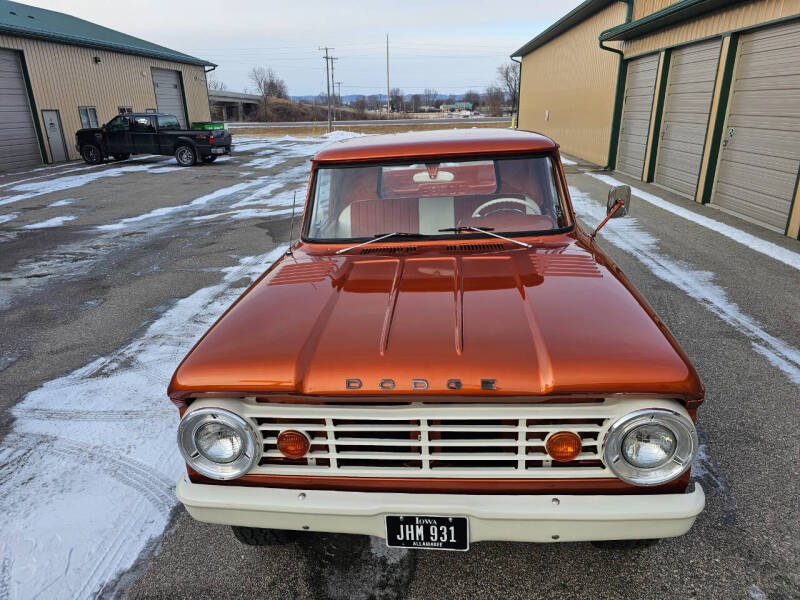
110 153 130 161
201 155 218 163
232 526 300 546
175 145 197 167
80 144 103 165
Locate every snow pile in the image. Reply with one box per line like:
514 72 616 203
0 246 286 599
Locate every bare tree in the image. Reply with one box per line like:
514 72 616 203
484 85 505 117
390 88 404 113
366 94 382 110
422 88 438 108
249 66 289 100
462 90 481 109
410 94 421 112
497 61 520 113
207 73 227 92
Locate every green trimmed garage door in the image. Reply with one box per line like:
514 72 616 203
654 39 721 198
711 20 800 231
0 48 42 172
616 53 659 179
152 68 187 128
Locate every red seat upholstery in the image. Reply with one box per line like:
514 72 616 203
349 198 420 237
457 213 555 232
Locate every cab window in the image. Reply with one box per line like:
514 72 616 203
157 115 181 130
106 116 130 132
133 116 155 132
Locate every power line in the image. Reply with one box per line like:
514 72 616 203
318 46 335 132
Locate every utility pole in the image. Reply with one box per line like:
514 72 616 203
330 57 338 122
336 81 342 121
318 46 334 132
386 34 390 113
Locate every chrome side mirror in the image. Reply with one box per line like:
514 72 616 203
606 185 631 217
591 185 631 239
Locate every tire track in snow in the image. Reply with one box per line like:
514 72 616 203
570 186 800 386
0 246 287 600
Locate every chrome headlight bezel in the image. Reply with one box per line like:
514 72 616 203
603 408 698 486
178 408 259 480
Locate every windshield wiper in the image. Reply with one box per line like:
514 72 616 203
336 232 426 255
438 226 531 248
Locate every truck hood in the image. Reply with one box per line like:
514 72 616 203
170 240 703 401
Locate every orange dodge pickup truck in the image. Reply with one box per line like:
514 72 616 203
170 129 704 551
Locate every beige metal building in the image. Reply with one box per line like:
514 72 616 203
514 0 800 239
0 0 213 172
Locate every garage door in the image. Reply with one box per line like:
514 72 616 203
711 20 800 231
152 68 187 128
616 53 659 179
0 48 42 172
654 39 721 198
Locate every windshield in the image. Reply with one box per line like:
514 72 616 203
304 155 570 241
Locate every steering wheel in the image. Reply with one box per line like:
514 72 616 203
471 197 540 218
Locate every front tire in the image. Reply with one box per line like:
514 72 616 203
80 144 103 165
175 145 197 167
232 526 300 546
201 155 218 163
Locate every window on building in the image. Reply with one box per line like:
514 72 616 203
118 106 133 115
157 115 181 130
106 115 131 132
78 106 98 128
132 116 155 132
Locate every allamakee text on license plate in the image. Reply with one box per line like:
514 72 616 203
385 515 469 551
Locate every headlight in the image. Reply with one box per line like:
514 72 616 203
603 409 697 486
178 408 258 480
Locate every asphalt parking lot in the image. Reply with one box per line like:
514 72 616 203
0 132 798 600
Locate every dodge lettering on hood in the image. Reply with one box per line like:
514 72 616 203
172 129 704 551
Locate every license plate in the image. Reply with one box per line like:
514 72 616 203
385 515 469 551
211 147 225 154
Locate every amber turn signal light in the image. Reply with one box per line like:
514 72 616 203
277 429 310 459
545 431 582 462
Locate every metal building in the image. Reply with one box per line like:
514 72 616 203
513 0 800 239
0 0 214 172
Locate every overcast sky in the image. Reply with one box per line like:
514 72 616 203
25 0 582 97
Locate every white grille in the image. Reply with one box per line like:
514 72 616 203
186 398 687 479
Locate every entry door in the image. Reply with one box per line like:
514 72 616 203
152 68 187 128
616 53 659 179
654 39 721 198
42 109 67 162
711 20 800 231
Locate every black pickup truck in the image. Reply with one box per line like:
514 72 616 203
75 113 232 167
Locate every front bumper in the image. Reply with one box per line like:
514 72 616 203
177 476 705 543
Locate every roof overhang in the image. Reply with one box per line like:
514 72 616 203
512 0 618 57
0 24 215 67
599 0 747 42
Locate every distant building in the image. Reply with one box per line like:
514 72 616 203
440 102 473 112
513 0 800 238
0 0 214 172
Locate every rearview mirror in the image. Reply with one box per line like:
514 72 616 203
590 185 632 239
606 185 631 217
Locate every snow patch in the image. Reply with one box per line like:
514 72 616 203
570 185 800 387
588 173 800 272
48 198 78 207
23 215 77 229
560 157 577 166
0 246 286 600
0 212 18 224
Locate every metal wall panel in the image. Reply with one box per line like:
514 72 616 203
654 39 721 197
712 20 800 231
0 48 41 172
518 2 627 166
616 53 659 178
0 34 210 162
152 68 187 127
632 0 682 21
624 1 800 58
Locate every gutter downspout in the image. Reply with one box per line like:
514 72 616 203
511 57 522 129
204 65 217 123
599 0 633 170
